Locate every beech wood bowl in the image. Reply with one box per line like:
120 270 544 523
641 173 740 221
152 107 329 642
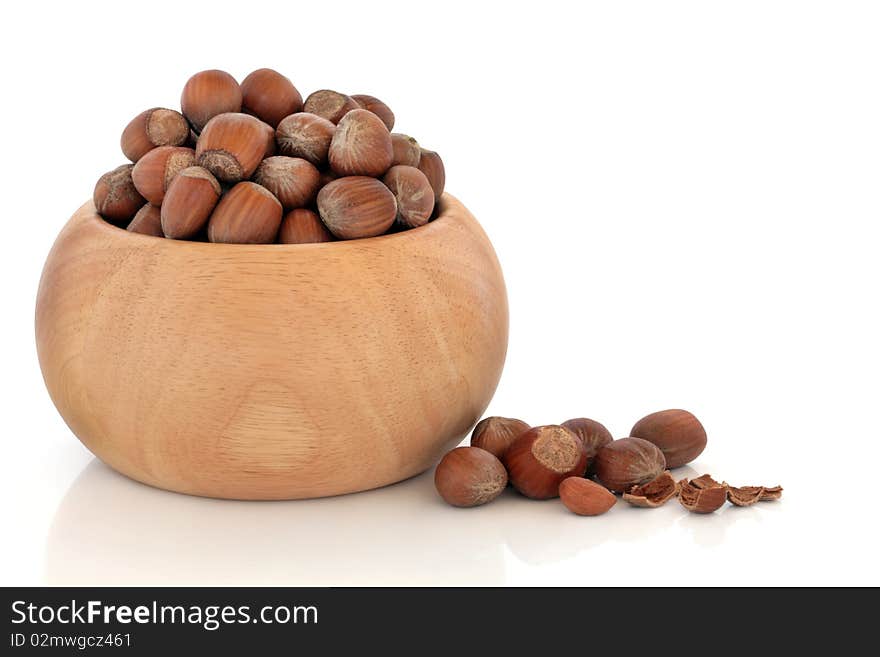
36 195 508 500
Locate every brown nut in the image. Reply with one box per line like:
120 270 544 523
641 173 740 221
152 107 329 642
180 69 242 132
470 416 530 460
207 181 283 244
131 146 195 205
351 94 395 131
316 176 397 240
303 89 359 124
93 164 145 224
390 133 421 167
240 68 303 128
679 476 728 513
623 471 680 508
329 109 393 177
503 425 589 499
630 409 707 469
275 113 336 167
252 156 321 209
382 165 435 229
559 477 616 516
278 208 334 244
561 418 614 468
160 166 221 239
593 437 666 493
126 204 163 237
196 113 271 183
434 446 508 508
121 108 189 162
417 148 445 200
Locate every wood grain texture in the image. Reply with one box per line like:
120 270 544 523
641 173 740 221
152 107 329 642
35 195 509 500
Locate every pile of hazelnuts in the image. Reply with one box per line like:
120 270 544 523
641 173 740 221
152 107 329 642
435 410 782 515
92 68 445 243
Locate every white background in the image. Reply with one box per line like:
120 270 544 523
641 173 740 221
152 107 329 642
1 0 878 586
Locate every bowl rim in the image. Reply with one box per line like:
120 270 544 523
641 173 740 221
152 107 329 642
88 193 459 250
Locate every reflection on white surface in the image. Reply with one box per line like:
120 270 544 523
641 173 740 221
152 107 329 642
46 460 774 586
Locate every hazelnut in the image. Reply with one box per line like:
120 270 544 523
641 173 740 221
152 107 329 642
160 166 221 239
127 204 164 237
196 113 271 183
678 475 727 513
561 418 613 470
559 477 616 516
417 148 445 200
120 108 189 162
329 109 393 177
252 156 321 210
630 409 707 469
470 416 530 460
93 164 145 224
207 181 283 244
318 169 338 188
390 133 421 167
503 425 588 499
382 165 435 228
303 90 359 124
275 113 336 167
622 471 679 508
131 146 195 205
434 447 507 508
180 69 242 132
278 209 334 244
316 176 397 240
351 94 395 131
593 437 666 493
240 68 303 128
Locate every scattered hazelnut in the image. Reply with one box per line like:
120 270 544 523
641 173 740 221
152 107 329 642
316 176 397 240
561 418 613 468
275 112 336 167
180 69 242 132
434 446 507 508
503 425 588 499
417 148 446 200
120 108 189 162
470 416 530 460
277 209 334 244
329 109 393 177
240 68 303 128
390 133 421 167
303 89 359 124
559 477 616 516
160 166 221 239
382 165 435 228
207 181 283 244
196 113 271 183
131 146 195 205
93 164 145 224
679 475 728 513
593 437 666 493
622 471 679 508
351 93 395 131
126 204 164 237
630 409 707 469
252 156 321 209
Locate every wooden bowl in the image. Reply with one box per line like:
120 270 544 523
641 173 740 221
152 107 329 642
36 195 508 500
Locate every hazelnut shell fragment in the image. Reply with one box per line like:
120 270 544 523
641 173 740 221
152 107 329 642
725 483 784 506
623 471 680 508
678 476 728 513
